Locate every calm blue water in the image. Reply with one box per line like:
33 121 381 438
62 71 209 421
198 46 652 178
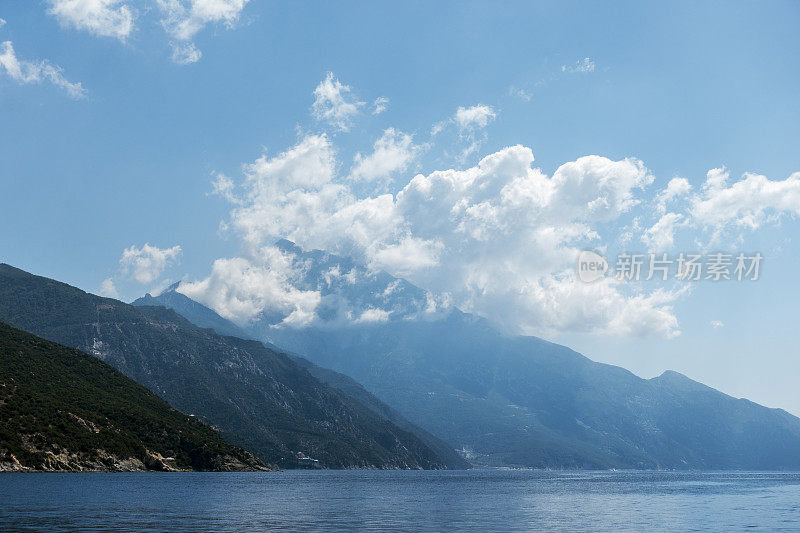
1 470 799 531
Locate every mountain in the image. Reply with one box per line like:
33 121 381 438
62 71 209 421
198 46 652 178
0 264 449 470
193 240 800 470
135 283 251 339
288 354 471 470
132 289 469 469
0 321 266 472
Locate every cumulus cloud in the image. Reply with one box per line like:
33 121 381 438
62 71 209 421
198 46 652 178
562 57 595 73
195 131 680 337
0 41 86 99
99 278 119 298
690 168 800 242
642 212 684 251
311 72 364 131
350 128 421 182
168 76 800 339
630 168 800 252
178 250 321 327
369 237 442 277
119 243 182 284
711 320 724 329
47 0 135 41
229 133 346 249
454 104 496 131
354 307 391 324
655 177 691 214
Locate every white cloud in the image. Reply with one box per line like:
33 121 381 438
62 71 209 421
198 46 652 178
0 18 6 29
210 172 241 204
655 177 691 214
562 57 595 73
47 0 134 41
545 155 653 221
430 120 447 136
0 41 86 99
633 168 800 250
311 72 364 131
642 212 684 251
372 96 388 115
711 320 724 329
99 278 119 298
703 167 729 191
202 131 678 337
158 0 249 40
354 307 391 324
457 140 481 162
119 243 182 284
178 251 321 327
448 104 498 163
157 0 250 63
454 104 496 131
170 41 202 64
689 168 800 243
369 237 442 278
229 133 364 252
350 128 421 182
46 0 248 63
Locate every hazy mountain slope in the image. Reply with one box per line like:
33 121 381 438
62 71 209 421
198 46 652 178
0 321 266 472
236 242 800 469
0 264 448 469
132 289 469 469
280 354 470 470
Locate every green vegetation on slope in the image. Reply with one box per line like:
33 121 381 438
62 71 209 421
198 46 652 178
0 322 266 472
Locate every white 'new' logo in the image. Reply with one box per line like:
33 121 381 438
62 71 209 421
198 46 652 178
577 251 608 283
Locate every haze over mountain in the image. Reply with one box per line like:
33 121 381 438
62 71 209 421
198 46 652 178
165 241 800 469
0 322 265 472
0 263 451 470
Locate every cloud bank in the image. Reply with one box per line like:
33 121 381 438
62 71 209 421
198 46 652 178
186 112 685 338
174 74 800 340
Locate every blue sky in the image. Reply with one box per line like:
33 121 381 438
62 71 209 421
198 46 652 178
2 1 800 413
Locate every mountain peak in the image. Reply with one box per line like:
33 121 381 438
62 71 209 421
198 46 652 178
164 281 182 293
274 238 302 253
656 370 691 381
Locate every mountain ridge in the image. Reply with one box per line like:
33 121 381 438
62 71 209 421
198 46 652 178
164 242 800 470
132 289 469 469
0 263 451 470
0 321 267 472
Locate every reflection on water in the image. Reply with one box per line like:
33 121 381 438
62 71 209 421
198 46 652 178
1 470 799 531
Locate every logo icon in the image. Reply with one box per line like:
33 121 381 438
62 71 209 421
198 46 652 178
577 250 608 283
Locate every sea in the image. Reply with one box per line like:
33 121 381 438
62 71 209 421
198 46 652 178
1 470 798 531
